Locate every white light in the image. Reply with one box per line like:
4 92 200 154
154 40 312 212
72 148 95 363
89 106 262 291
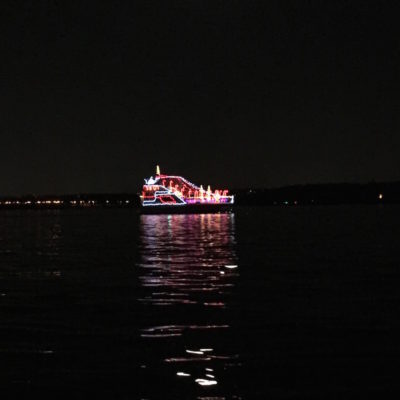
177 372 191 377
186 349 204 355
225 265 238 269
145 176 157 185
195 378 217 386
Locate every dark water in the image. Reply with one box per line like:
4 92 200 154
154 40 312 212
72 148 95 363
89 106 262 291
1 206 400 398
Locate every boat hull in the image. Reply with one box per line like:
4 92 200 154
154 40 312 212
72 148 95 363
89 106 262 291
140 203 234 214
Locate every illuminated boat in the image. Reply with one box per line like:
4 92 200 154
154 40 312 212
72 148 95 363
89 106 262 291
140 166 234 214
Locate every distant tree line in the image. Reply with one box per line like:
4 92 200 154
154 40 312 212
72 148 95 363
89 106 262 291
0 182 399 209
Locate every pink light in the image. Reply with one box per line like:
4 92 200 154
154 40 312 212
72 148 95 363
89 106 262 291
141 170 234 207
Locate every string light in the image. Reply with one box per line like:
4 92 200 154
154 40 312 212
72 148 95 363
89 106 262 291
141 167 234 207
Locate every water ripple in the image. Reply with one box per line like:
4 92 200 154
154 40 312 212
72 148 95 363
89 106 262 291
138 213 239 397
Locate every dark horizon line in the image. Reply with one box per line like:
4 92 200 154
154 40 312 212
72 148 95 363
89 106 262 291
0 179 399 199
0 180 399 208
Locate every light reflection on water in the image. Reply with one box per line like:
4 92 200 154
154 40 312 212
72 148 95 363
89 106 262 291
2 207 399 397
138 213 240 396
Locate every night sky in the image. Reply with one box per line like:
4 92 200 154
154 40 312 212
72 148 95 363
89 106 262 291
1 1 399 195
